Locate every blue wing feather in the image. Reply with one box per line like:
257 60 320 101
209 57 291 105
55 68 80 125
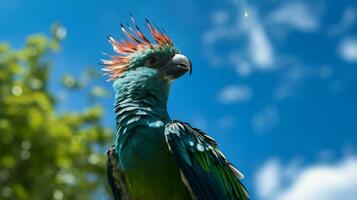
106 146 130 200
165 120 249 200
107 149 122 200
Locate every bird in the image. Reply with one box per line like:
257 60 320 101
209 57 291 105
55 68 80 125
102 16 249 200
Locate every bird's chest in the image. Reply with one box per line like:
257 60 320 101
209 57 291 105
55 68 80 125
118 126 167 171
116 125 191 200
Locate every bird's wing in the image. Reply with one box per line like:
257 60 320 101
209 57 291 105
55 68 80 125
164 120 249 200
107 146 130 200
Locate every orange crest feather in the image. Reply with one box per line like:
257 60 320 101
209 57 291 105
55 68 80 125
102 17 173 80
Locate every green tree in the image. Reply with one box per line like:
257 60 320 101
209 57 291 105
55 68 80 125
0 24 112 200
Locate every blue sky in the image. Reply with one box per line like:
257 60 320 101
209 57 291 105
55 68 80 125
2 0 357 199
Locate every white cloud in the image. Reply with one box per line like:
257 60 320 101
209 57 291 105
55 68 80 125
252 106 279 134
274 66 305 100
227 52 254 76
328 7 356 36
338 37 357 63
211 10 230 26
202 10 236 47
274 65 333 101
234 60 252 76
255 159 282 199
269 1 320 32
255 156 357 200
256 158 303 199
203 5 275 75
219 85 252 104
242 8 275 68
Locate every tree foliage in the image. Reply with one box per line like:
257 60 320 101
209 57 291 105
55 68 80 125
0 25 112 200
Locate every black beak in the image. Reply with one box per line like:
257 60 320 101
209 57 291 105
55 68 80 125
164 54 192 80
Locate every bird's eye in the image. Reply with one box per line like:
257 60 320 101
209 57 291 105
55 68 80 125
145 56 158 66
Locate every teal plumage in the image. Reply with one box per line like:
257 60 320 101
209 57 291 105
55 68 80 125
103 17 249 200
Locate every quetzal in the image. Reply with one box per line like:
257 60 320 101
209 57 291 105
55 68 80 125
102 17 249 200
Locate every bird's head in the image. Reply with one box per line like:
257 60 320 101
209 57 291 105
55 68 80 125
102 17 192 97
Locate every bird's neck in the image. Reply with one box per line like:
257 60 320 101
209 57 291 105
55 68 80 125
112 76 171 140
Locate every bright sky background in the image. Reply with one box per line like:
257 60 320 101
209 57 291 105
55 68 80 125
1 0 357 199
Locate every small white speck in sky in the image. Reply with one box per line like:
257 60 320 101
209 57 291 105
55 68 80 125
244 11 249 18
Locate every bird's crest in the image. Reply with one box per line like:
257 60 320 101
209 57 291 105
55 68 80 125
102 16 174 80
